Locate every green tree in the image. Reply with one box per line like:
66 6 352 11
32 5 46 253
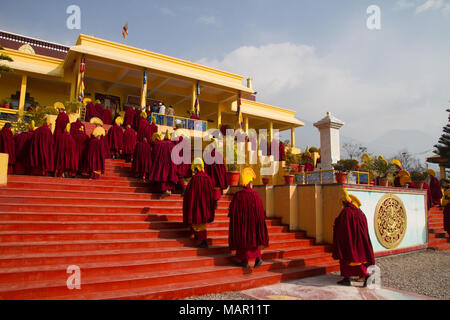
434 108 450 168
0 45 13 74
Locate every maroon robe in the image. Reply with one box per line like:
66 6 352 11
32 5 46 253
429 176 443 206
133 109 142 131
54 111 70 141
148 140 178 192
228 186 269 252
30 124 55 174
205 149 228 201
102 108 113 125
183 171 215 226
101 135 111 159
174 136 192 193
149 123 158 142
444 202 450 235
70 121 89 173
123 127 137 161
14 130 33 174
0 126 16 173
131 141 152 179
107 124 124 154
94 104 104 119
85 102 95 122
332 202 375 278
137 119 152 143
86 136 105 178
55 132 78 176
124 108 135 128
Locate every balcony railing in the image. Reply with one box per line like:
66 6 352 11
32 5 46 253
295 170 370 185
149 113 207 132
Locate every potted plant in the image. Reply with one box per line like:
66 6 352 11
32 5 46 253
285 149 299 173
410 171 429 189
283 166 295 185
262 176 270 185
261 162 272 185
332 159 358 184
370 156 394 187
226 145 240 186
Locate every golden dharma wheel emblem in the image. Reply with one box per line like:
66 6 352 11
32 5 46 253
374 194 407 249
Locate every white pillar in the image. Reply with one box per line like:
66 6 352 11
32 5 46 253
313 112 344 170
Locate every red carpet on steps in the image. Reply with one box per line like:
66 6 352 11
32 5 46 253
427 205 450 251
0 159 339 300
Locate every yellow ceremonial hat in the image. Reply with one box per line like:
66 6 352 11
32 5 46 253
399 175 412 186
349 195 362 208
54 102 65 110
30 120 36 130
398 170 410 177
192 158 205 173
92 126 106 137
241 167 256 186
83 98 92 106
341 188 352 204
140 111 147 119
95 99 101 105
65 123 71 133
152 132 161 142
392 159 402 168
89 117 104 126
361 153 370 163
164 129 171 140
151 116 156 124
45 118 51 126
115 116 123 126
426 169 436 177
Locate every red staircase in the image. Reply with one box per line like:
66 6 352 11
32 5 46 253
428 205 450 251
0 159 339 300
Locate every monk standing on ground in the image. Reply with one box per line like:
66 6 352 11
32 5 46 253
55 123 78 178
183 158 215 248
107 117 124 159
204 138 228 208
123 124 137 163
0 123 16 174
332 189 375 287
30 119 55 176
137 112 152 142
149 116 158 142
228 168 269 268
102 107 112 125
427 169 443 206
132 137 152 181
54 103 70 142
86 125 106 180
173 131 192 195
148 132 178 198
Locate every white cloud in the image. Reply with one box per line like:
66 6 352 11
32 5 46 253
197 42 449 145
196 16 217 25
395 0 450 14
416 0 444 13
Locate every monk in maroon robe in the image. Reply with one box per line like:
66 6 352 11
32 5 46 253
123 125 137 163
54 108 70 142
85 102 95 122
132 137 152 181
94 103 104 119
70 119 89 175
124 107 135 128
14 125 34 175
133 107 142 131
107 118 124 159
30 120 55 176
428 173 443 206
228 168 269 268
332 190 375 286
173 135 192 195
444 201 450 236
86 126 106 179
55 124 78 178
204 141 228 206
148 133 178 198
137 112 152 142
183 158 215 248
0 123 16 174
102 108 113 125
149 116 158 143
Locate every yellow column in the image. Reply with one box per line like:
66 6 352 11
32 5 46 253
291 126 295 148
217 104 222 128
244 115 249 133
141 70 147 109
440 165 446 180
269 121 273 142
18 74 27 118
75 56 82 100
191 82 197 114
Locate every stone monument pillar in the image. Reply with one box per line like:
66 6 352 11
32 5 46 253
313 112 344 170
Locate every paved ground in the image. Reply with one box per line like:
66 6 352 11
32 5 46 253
183 249 449 300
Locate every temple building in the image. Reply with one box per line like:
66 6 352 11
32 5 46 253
0 30 303 148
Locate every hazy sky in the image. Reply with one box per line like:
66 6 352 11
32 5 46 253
1 0 449 156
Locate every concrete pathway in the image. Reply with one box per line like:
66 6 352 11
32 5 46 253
241 274 435 300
